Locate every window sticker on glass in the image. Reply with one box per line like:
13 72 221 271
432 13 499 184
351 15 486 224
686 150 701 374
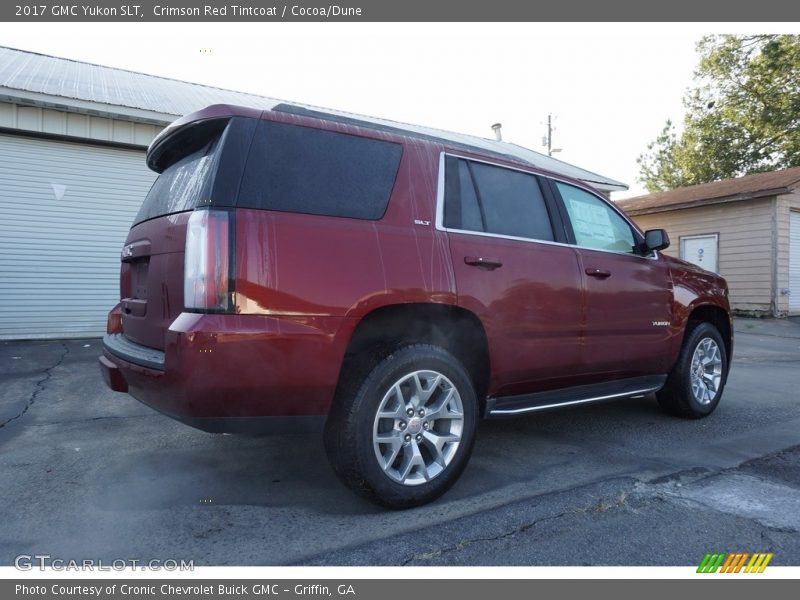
557 182 636 253
567 198 615 244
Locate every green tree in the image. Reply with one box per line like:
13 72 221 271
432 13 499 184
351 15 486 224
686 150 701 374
637 34 800 192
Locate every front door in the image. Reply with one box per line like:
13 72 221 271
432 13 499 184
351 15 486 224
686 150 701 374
553 181 674 378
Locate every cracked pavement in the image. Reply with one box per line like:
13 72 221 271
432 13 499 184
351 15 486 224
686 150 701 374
310 450 800 566
1 318 799 566
0 341 68 429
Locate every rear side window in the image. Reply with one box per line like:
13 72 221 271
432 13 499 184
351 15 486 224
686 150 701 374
444 157 554 241
238 121 402 220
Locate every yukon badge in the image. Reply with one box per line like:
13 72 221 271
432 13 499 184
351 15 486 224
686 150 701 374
121 244 133 259
652 320 670 327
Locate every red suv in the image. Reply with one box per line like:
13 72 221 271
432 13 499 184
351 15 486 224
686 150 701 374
100 104 732 508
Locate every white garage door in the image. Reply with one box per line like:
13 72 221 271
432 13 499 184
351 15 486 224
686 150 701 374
791 211 800 314
0 134 157 339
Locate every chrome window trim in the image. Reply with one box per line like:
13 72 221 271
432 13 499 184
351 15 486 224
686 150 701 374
435 151 659 261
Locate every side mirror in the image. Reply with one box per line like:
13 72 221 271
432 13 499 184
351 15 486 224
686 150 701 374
644 229 670 253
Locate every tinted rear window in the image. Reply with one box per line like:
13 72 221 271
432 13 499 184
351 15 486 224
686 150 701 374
238 121 402 220
444 157 554 241
134 130 223 225
471 162 553 240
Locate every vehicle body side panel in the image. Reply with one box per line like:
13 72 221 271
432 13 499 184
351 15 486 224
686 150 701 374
107 312 358 420
664 254 733 363
234 140 456 319
447 232 585 396
576 249 676 377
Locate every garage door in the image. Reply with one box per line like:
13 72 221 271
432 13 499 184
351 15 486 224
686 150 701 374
0 134 157 339
791 211 800 314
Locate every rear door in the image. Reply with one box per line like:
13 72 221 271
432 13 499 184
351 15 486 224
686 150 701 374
551 180 674 377
440 155 584 396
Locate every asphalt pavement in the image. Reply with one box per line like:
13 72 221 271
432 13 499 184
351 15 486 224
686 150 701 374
1 318 798 566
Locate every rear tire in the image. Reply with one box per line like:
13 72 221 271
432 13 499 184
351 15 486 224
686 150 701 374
324 344 478 509
657 321 728 418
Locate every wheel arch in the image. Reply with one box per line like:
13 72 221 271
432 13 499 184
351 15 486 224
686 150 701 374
336 303 491 414
686 304 733 370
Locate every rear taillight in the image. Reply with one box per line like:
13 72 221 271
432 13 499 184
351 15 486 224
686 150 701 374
184 209 232 311
106 303 123 334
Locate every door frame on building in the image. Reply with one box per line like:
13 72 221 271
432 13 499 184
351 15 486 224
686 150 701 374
679 233 720 274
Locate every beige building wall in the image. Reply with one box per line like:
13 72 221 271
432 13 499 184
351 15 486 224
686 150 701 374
628 197 775 315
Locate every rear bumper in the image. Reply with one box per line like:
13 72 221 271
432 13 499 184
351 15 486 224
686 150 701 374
103 333 165 370
99 354 129 393
99 311 352 433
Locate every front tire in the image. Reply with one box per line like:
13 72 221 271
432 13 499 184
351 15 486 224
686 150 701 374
657 321 728 418
324 344 478 509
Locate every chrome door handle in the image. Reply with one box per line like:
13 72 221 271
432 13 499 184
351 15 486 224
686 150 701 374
585 268 611 279
465 256 503 270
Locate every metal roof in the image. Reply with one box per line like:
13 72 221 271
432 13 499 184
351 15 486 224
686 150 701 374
616 167 800 215
0 45 628 191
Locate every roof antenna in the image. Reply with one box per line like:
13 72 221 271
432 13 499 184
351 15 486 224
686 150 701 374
491 123 502 142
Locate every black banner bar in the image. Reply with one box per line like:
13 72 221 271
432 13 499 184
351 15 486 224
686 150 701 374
2 0 800 22
4 579 800 600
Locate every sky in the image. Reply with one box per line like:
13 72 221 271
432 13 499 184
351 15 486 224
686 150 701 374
0 23 790 198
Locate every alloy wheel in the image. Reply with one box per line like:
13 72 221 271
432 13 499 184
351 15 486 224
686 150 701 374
690 337 723 405
372 370 464 486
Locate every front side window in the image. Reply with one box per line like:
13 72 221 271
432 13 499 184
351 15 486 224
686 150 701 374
444 157 554 241
557 182 636 253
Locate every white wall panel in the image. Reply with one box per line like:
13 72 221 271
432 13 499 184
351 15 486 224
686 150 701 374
0 134 157 338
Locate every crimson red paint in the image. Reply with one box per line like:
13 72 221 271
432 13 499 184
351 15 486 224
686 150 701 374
99 104 732 506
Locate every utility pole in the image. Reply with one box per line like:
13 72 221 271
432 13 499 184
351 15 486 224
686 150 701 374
543 114 561 157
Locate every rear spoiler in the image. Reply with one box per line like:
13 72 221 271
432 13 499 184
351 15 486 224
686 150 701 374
146 104 263 172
